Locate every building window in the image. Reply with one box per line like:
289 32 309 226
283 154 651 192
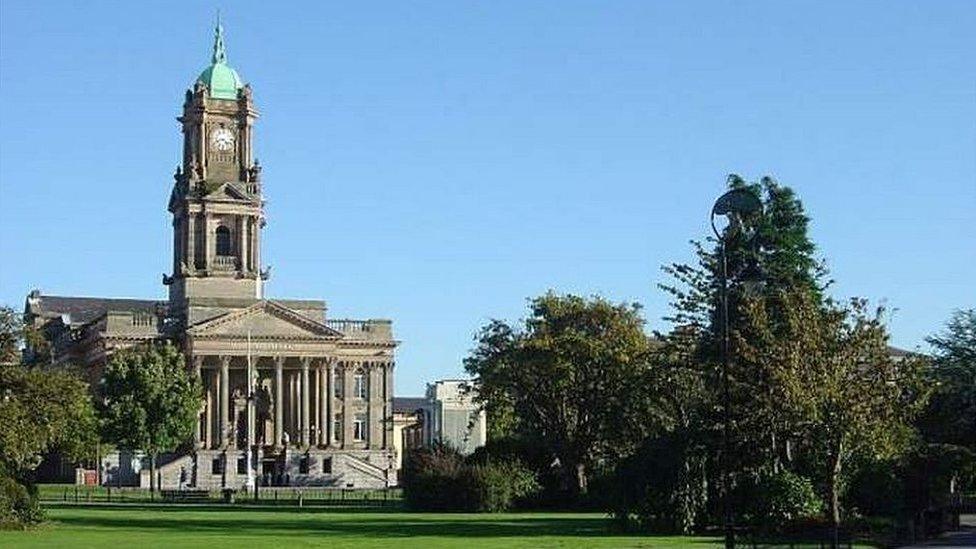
215 225 232 256
333 370 343 398
322 458 332 475
354 372 367 399
334 415 342 443
237 457 247 474
354 414 367 441
299 456 309 474
211 458 223 475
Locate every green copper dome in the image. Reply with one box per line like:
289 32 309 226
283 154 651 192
195 21 243 100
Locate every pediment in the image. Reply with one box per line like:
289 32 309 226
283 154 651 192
187 301 343 340
208 182 252 201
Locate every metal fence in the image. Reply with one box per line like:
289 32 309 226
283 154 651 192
38 484 403 507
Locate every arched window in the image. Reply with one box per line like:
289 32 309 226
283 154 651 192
215 226 232 256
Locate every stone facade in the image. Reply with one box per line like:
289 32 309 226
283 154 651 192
23 23 398 490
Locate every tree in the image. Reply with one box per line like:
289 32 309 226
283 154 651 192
660 175 831 479
99 344 201 494
0 306 22 365
0 305 98 482
464 293 658 496
739 292 927 547
919 309 976 451
0 363 99 481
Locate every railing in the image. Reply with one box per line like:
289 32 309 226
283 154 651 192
213 255 237 270
38 484 403 507
131 314 156 327
326 319 372 333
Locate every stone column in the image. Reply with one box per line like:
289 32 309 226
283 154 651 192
368 362 380 449
319 360 328 448
274 356 284 448
237 216 251 272
220 356 230 448
300 358 310 447
187 212 196 270
193 356 203 449
384 361 394 449
343 362 355 447
326 359 335 447
203 212 212 272
204 370 213 449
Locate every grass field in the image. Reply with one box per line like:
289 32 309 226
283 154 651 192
2 504 723 548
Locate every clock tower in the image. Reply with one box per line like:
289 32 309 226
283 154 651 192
166 22 265 310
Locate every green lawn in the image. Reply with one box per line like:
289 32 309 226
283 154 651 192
2 504 722 548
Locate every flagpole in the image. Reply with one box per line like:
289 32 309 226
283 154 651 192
246 329 255 493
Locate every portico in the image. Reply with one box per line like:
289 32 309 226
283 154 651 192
182 300 396 488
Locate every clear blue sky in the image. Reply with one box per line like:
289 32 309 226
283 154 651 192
1 1 973 395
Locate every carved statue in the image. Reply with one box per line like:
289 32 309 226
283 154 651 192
255 384 272 445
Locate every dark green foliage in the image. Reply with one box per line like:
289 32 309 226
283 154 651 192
919 309 976 452
845 457 905 519
0 363 98 479
464 293 658 497
402 444 540 512
459 461 540 513
99 343 201 492
739 470 822 530
847 444 976 521
0 476 43 529
609 430 708 534
402 444 466 511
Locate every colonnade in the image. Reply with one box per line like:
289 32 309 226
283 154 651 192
192 354 393 451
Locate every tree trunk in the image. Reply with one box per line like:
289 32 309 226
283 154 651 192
576 462 588 496
827 439 843 549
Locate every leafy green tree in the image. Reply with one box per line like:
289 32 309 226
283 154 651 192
99 344 201 494
0 306 22 365
464 292 658 496
919 309 976 451
660 175 830 478
0 363 98 481
739 292 927 546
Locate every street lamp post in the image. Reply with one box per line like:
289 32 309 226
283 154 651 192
710 188 763 549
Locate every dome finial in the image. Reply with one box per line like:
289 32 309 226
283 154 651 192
212 11 227 65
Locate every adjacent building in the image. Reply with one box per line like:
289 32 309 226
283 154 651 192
391 380 487 479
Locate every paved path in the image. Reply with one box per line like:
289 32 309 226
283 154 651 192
901 515 976 548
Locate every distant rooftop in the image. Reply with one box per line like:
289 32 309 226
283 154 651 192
26 292 161 325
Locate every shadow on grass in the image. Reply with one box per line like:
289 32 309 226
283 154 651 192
47 505 718 543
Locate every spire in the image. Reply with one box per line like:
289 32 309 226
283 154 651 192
211 14 227 65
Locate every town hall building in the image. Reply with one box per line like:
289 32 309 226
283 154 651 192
24 24 398 489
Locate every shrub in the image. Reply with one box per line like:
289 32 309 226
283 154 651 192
403 444 539 512
402 444 466 511
743 470 823 530
0 477 43 529
460 460 540 512
609 431 708 534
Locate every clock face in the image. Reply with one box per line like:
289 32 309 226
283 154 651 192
210 127 235 152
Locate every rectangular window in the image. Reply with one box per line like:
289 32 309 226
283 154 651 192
354 414 367 441
322 458 332 475
354 373 367 399
211 458 223 475
237 457 247 475
299 456 309 474
334 415 343 443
